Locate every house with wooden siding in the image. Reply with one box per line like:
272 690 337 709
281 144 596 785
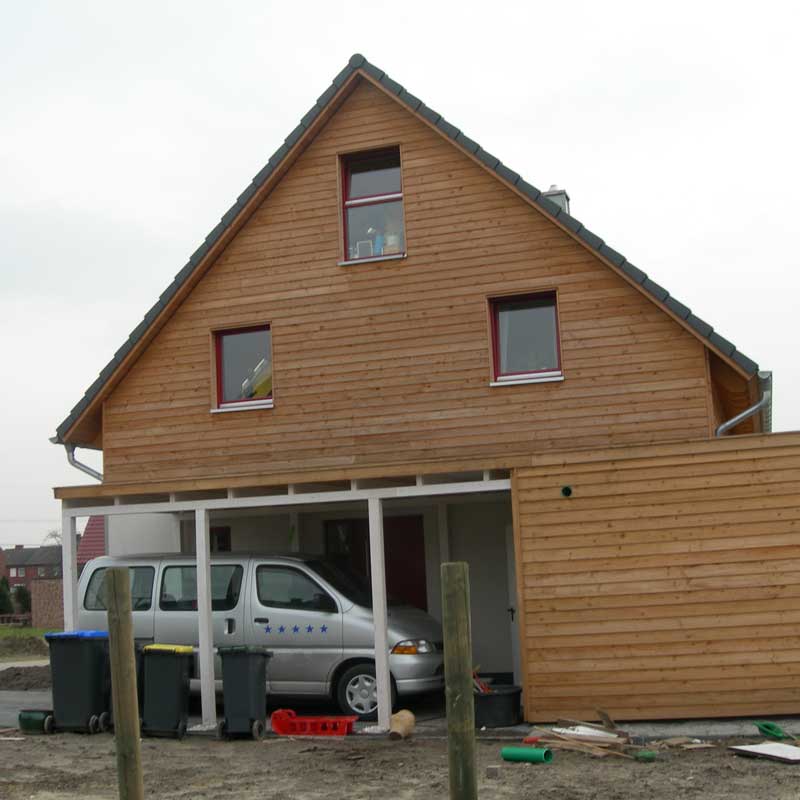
51 54 799 727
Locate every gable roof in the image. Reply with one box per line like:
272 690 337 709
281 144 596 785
53 53 761 446
77 516 105 564
6 545 62 568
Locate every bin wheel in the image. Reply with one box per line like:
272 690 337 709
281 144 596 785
98 711 111 733
88 715 100 735
176 720 187 740
43 714 54 735
251 719 265 741
216 720 228 740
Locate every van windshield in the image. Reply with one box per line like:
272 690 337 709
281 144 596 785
307 560 400 608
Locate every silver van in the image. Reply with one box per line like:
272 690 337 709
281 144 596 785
77 554 444 718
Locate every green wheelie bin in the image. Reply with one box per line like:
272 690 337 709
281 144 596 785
44 630 111 734
217 646 272 739
141 644 193 739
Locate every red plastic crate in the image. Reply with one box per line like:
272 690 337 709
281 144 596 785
270 708 358 736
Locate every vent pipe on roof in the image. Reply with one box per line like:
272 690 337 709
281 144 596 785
543 184 570 215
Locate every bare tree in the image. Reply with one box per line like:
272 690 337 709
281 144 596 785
42 528 62 545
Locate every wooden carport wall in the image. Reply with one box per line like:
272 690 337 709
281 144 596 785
512 430 800 722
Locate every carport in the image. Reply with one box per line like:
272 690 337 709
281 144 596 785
59 470 512 730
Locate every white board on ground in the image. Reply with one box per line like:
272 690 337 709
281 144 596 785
729 742 800 763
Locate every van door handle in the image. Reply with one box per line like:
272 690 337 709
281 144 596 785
225 618 236 635
254 617 270 624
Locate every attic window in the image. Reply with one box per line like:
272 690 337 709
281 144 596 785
490 292 563 385
342 147 405 262
214 326 273 410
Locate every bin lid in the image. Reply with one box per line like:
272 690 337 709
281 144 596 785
45 630 108 640
143 644 194 655
218 645 273 657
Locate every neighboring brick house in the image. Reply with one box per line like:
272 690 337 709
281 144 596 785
77 516 106 571
6 545 63 590
0 548 6 581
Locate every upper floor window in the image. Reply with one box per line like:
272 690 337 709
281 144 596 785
37 567 45 577
490 292 563 384
18 567 25 578
342 147 405 261
9 567 17 577
214 325 273 409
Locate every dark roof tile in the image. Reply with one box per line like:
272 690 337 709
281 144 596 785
495 163 520 185
379 73 403 96
620 261 647 284
642 278 669 303
515 179 541 200
436 118 460 140
397 88 422 111
577 227 604 250
598 243 626 267
686 314 714 338
708 331 736 357
418 104 441 125
664 296 691 320
455 132 479 153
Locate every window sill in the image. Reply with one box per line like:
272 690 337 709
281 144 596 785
210 399 274 414
490 373 564 387
338 253 407 267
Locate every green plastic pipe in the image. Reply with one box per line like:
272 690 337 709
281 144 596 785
501 746 553 763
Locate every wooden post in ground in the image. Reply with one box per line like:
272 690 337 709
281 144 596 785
106 567 144 800
441 562 477 800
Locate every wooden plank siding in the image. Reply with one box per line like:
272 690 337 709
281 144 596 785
514 431 800 721
101 78 712 487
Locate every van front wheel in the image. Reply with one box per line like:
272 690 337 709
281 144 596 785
335 664 396 721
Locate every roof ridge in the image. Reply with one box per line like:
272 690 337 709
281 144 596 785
54 52 758 444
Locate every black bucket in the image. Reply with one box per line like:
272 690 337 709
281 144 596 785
474 685 522 728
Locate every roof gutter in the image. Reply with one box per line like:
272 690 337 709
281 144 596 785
715 371 773 437
50 439 103 482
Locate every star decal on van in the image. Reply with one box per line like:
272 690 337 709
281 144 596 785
320 625 328 634
306 625 313 633
264 625 272 634
278 625 286 633
292 625 300 634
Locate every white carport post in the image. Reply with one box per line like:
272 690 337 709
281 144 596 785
61 510 78 631
367 496 392 731
194 508 216 727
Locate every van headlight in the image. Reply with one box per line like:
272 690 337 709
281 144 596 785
391 639 434 655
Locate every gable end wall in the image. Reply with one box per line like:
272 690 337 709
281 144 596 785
102 80 711 486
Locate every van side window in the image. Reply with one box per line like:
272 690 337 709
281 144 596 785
84 567 155 611
159 565 243 611
256 566 336 612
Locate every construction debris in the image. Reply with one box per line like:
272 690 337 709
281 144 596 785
729 742 800 763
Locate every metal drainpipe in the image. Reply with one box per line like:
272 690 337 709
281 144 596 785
715 384 772 437
57 441 104 482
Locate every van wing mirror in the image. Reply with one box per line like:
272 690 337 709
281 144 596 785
315 593 337 613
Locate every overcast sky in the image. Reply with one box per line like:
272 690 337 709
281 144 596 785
2 1 798 547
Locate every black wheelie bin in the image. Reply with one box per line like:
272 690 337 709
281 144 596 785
217 646 272 739
141 644 193 739
44 630 111 734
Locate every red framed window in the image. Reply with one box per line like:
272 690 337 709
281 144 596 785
215 325 273 406
490 292 562 381
342 147 405 261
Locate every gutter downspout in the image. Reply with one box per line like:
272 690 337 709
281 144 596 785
715 371 773 437
50 438 104 482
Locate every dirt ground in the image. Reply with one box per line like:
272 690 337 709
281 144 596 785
0 633 48 660
0 665 51 690
2 731 800 800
